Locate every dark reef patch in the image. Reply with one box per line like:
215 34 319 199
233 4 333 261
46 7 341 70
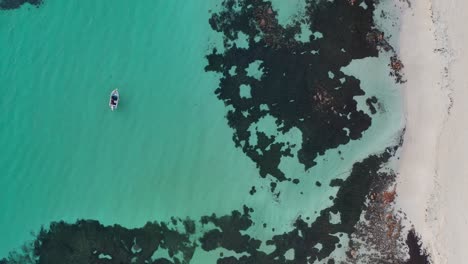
257 145 400 263
205 0 383 181
366 96 378 114
330 178 344 187
26 219 196 264
0 209 255 264
0 0 42 10
199 206 261 254
249 186 257 195
1 146 402 264
405 229 431 264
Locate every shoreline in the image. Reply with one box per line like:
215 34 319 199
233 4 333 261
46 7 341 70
396 0 465 262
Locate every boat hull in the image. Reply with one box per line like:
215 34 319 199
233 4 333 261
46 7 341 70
109 89 119 111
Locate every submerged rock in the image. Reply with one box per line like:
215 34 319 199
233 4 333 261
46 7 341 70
0 0 42 10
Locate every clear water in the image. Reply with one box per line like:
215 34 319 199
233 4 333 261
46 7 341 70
0 0 403 261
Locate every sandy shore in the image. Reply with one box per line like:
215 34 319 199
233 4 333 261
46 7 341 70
396 0 468 262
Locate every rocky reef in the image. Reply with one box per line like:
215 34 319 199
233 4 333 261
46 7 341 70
0 0 42 10
0 0 429 263
205 0 383 181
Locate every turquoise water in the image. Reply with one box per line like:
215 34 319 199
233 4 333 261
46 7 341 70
0 0 251 254
0 0 404 261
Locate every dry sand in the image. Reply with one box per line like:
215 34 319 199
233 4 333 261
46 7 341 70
396 0 468 262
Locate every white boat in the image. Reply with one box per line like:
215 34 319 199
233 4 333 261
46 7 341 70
109 89 119 111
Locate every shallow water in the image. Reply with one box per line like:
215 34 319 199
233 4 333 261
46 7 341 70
0 0 253 254
0 0 403 262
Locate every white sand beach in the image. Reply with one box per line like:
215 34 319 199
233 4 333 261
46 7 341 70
397 0 468 262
